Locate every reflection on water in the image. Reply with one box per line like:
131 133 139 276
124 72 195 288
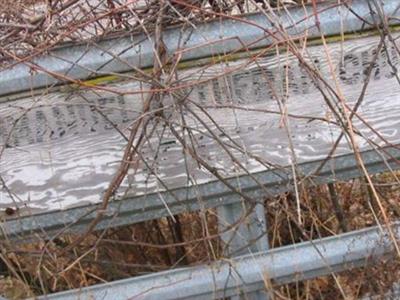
1 34 400 213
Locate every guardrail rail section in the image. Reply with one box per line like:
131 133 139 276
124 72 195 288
1 0 400 299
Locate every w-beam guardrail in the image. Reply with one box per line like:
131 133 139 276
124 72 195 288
1 0 400 97
37 222 400 300
1 0 400 299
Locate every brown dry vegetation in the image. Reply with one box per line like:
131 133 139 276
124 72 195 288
0 0 399 299
1 172 399 299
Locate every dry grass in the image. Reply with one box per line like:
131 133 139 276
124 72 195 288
273 259 400 300
1 172 399 299
1 1 399 299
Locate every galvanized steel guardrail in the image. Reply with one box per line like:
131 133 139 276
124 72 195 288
37 222 400 300
1 0 400 97
3 146 400 241
1 1 400 299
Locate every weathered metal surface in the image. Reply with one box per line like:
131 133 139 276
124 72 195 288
0 2 399 299
363 283 400 300
35 222 400 300
2 145 399 240
1 33 399 217
1 0 400 97
218 202 269 257
217 202 269 300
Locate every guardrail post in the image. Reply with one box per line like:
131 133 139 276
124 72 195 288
218 201 269 299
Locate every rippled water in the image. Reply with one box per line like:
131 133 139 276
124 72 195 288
1 33 400 213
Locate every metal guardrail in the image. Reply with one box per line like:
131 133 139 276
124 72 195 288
36 222 400 300
363 283 400 300
3 146 400 241
1 0 400 97
2 144 400 240
1 1 400 299
1 1 399 242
